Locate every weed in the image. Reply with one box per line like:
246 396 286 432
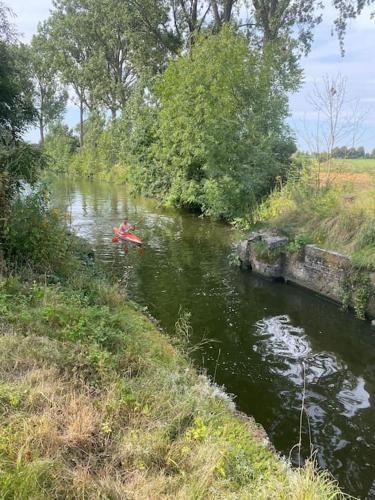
174 307 193 349
252 240 286 264
227 248 241 267
287 234 312 253
341 267 370 320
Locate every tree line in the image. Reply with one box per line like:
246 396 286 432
2 0 374 223
31 0 374 146
306 147 375 160
331 147 375 159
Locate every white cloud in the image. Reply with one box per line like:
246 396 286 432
9 0 52 42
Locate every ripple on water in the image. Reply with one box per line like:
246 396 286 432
253 314 372 488
253 315 370 417
337 376 370 417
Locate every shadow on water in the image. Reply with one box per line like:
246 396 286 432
52 177 375 498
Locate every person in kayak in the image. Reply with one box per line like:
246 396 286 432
119 217 134 234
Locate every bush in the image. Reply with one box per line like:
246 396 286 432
67 111 131 181
115 78 163 197
3 190 72 273
69 112 106 177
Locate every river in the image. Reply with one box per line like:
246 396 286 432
52 177 375 498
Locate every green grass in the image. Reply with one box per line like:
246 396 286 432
0 264 342 498
327 158 375 175
255 161 375 269
251 240 287 264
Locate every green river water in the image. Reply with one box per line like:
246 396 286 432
52 177 375 498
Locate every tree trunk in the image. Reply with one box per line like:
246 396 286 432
210 0 235 31
39 88 45 145
211 0 222 30
79 99 84 147
39 116 44 145
223 0 233 23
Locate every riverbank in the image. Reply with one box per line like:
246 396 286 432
0 240 341 498
254 160 375 269
235 160 375 321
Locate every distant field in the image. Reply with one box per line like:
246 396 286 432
320 158 375 189
329 158 375 174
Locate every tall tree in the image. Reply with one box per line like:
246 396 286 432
30 28 68 144
0 43 35 139
85 0 137 119
154 27 295 220
124 0 375 82
0 0 15 42
46 0 177 129
170 0 211 44
126 0 181 66
211 0 237 29
46 1 95 147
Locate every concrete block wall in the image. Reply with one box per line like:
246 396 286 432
238 232 375 320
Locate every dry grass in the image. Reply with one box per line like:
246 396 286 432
319 171 374 189
318 158 375 191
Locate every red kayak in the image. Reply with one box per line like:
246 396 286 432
113 227 142 246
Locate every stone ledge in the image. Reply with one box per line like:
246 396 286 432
237 231 375 320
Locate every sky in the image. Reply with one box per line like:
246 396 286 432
9 0 375 151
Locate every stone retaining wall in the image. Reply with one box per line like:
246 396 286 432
284 245 349 304
238 231 375 320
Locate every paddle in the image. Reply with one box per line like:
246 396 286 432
132 215 144 230
111 216 144 244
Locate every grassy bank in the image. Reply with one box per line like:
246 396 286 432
0 249 342 498
254 159 375 269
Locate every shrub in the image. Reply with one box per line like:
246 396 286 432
3 190 72 273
